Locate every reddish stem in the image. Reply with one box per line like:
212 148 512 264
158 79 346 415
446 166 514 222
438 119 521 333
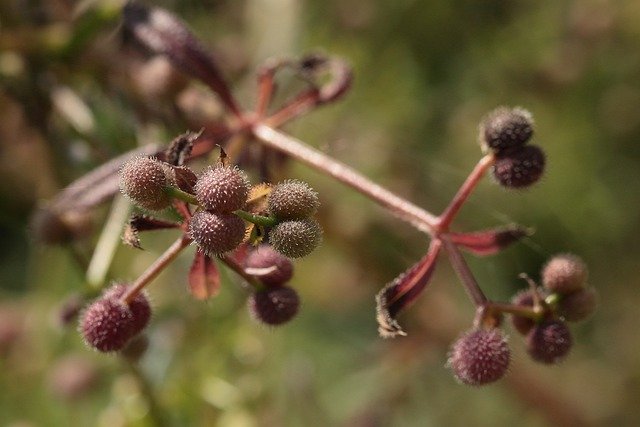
442 238 487 306
252 123 438 234
122 235 192 304
437 154 495 232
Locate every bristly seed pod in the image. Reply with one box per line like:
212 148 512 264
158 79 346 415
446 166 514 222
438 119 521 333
244 244 294 287
448 328 511 386
526 319 572 364
558 287 598 322
194 165 250 213
248 286 300 325
493 145 545 189
268 180 320 220
268 218 322 258
542 254 588 294
119 156 172 211
480 107 534 152
79 284 152 353
189 210 246 255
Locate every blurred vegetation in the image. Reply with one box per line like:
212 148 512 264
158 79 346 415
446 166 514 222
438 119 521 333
1 0 640 426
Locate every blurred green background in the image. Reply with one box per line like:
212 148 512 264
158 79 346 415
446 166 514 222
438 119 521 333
1 0 639 426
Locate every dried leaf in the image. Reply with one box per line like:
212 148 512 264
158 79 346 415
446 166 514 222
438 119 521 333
123 215 180 249
188 250 221 300
375 240 442 338
123 3 239 114
447 225 530 256
165 130 202 166
171 166 198 193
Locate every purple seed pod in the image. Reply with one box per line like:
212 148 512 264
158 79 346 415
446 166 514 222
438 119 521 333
119 156 172 211
526 319 572 364
79 297 135 353
189 210 246 255
448 328 511 386
248 286 300 326
244 244 294 287
102 284 152 335
542 253 588 294
510 289 537 335
194 165 250 213
479 107 534 152
558 287 598 322
493 145 545 189
268 180 320 220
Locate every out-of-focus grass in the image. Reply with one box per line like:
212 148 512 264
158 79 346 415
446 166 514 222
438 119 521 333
2 0 640 425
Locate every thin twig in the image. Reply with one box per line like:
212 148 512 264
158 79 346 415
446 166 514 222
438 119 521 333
122 235 192 304
437 154 494 232
442 238 488 306
252 123 438 234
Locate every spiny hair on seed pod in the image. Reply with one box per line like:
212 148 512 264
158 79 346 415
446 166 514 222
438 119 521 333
268 180 320 220
526 319 572 364
479 106 534 152
194 165 250 213
189 210 246 256
558 287 598 322
244 244 294 287
119 156 172 211
492 145 545 189
248 286 300 326
542 253 588 294
79 297 133 353
268 218 322 259
447 328 511 386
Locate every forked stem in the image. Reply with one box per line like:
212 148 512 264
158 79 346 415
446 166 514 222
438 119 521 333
442 238 487 306
437 154 495 232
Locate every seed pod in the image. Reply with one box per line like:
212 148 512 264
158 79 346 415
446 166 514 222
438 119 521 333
268 180 319 220
526 320 572 364
479 107 534 152
269 219 322 258
194 165 250 213
558 287 598 322
510 289 537 335
448 328 511 386
102 284 152 335
119 156 172 211
189 210 246 255
542 254 588 294
244 244 294 287
492 145 545 189
248 286 300 325
79 297 134 352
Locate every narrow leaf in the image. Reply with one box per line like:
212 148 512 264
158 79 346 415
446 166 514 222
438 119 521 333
188 250 221 300
447 225 530 256
123 3 240 115
375 239 442 338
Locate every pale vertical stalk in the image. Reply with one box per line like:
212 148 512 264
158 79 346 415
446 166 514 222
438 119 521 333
86 195 131 288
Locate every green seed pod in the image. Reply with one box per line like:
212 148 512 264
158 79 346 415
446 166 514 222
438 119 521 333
194 165 250 213
189 210 246 255
269 218 322 258
268 180 319 220
119 156 172 211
